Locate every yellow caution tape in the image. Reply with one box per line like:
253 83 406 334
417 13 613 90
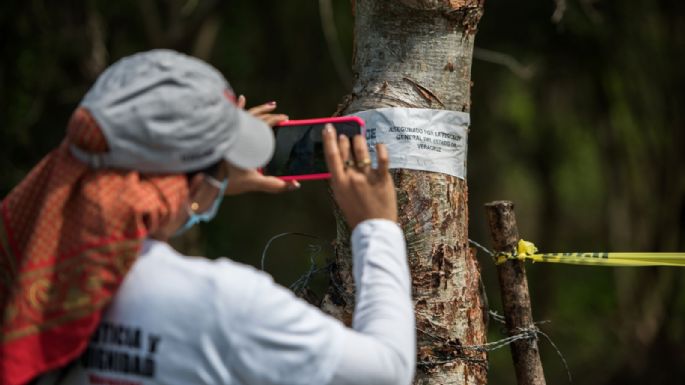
494 239 685 267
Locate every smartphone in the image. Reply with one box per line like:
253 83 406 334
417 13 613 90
262 116 365 181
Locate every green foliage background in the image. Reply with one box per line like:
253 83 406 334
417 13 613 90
1 1 683 383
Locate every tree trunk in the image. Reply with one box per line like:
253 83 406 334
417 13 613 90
321 1 487 384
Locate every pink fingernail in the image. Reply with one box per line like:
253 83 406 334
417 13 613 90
268 101 276 105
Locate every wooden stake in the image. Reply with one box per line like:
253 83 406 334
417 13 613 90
485 200 546 385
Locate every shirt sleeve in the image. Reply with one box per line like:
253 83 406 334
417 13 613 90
223 265 347 385
328 219 415 385
224 219 414 385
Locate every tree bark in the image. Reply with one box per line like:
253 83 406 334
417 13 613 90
321 1 487 384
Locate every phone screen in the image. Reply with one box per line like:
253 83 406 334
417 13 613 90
264 121 362 177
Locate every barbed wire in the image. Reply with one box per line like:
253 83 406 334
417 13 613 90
469 238 494 257
260 232 327 271
262 234 571 382
289 244 328 294
417 323 571 382
470 238 572 382
259 232 356 305
538 327 573 383
489 310 507 324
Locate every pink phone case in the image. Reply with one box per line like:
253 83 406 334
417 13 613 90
264 116 366 181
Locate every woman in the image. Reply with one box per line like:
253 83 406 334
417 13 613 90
1 49 415 385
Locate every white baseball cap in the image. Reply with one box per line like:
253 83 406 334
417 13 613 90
70 49 275 173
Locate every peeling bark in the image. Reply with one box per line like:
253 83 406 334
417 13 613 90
322 1 487 384
399 0 482 12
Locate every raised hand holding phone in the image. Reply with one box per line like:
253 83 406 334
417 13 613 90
322 124 398 230
237 95 289 127
223 96 299 195
224 164 300 195
263 117 365 181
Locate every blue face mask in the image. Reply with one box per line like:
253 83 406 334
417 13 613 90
174 175 228 237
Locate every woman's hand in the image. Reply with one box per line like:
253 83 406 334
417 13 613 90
224 163 299 196
238 95 289 127
223 95 295 195
322 124 397 230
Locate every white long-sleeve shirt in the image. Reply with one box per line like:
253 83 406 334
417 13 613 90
40 219 415 385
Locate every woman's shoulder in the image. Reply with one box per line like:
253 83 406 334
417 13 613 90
133 239 275 301
105 240 277 333
141 239 266 273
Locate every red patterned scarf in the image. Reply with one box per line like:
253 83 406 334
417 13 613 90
0 108 189 385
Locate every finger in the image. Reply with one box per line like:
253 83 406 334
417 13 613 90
338 133 352 167
322 124 345 177
262 114 289 127
237 95 246 109
376 143 389 174
255 176 301 194
247 101 277 116
285 179 301 191
352 134 371 171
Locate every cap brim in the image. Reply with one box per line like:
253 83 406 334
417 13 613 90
223 109 275 169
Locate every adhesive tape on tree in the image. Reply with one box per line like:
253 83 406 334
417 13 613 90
350 107 469 180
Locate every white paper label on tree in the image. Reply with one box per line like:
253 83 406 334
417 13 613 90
350 107 469 180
